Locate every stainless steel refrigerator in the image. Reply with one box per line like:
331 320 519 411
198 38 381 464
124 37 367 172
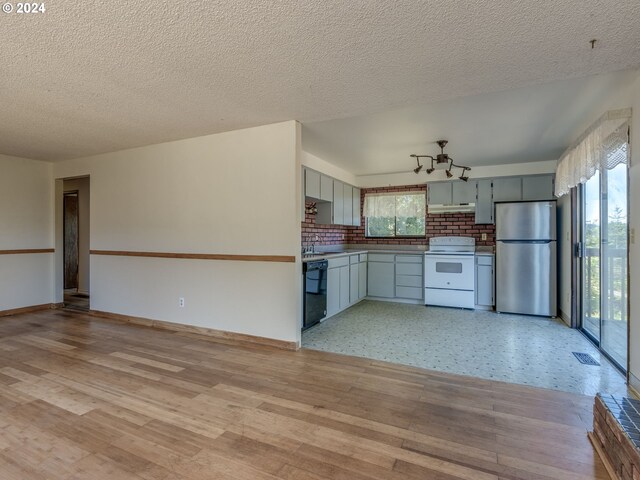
495 201 557 317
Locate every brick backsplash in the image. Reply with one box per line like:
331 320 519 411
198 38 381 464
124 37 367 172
302 184 495 248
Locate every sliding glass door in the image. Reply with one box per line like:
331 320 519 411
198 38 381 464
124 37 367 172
579 163 628 370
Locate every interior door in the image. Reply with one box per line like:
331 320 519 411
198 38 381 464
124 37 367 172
64 193 79 290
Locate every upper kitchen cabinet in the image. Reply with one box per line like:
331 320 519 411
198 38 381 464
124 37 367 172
492 177 522 202
352 188 361 226
475 179 493 224
304 167 334 202
332 179 344 225
452 180 477 204
304 168 321 199
320 174 333 202
427 182 452 205
522 174 555 201
343 183 353 226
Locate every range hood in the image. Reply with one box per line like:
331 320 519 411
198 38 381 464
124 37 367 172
428 203 476 214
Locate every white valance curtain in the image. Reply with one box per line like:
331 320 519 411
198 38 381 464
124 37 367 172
555 108 631 197
363 191 426 218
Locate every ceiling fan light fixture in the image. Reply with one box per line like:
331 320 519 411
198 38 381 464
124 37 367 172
459 174 469 182
413 165 423 174
426 167 435 174
445 169 453 179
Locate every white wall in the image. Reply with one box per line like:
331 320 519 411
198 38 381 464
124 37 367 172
0 154 54 310
63 177 90 294
355 159 558 188
53 121 302 344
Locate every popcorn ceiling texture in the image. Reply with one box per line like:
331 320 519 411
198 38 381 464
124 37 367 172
301 184 495 248
1 1 639 161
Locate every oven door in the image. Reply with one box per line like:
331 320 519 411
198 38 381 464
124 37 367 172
424 255 475 291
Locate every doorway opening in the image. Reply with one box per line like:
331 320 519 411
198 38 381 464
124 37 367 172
62 177 90 311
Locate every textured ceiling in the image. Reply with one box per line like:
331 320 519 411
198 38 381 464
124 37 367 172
1 0 640 161
303 69 640 175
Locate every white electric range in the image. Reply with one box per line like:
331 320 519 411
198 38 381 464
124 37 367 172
424 236 476 309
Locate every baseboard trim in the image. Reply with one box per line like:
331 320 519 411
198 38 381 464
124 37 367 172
89 310 299 351
90 250 295 263
0 303 62 317
559 309 571 326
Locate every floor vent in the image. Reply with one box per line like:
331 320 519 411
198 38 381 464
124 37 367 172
573 352 600 366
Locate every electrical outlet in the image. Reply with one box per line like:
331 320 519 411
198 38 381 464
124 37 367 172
179 297 185 308
481 233 487 241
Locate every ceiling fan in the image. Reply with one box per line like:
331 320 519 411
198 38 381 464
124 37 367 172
410 140 471 181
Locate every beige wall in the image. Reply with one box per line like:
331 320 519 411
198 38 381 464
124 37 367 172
0 154 54 310
63 177 90 294
53 121 302 344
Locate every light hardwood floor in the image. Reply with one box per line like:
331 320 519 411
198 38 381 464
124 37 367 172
0 309 609 480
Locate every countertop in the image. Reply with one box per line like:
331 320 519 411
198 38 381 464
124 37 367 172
303 246 494 262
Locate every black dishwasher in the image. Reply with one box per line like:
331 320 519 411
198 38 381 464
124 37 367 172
303 260 328 330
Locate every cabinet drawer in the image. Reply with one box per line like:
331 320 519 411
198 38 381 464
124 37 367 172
395 255 423 264
395 275 423 288
396 286 423 300
328 257 349 268
368 253 395 263
396 263 422 276
476 255 494 266
349 255 359 265
359 253 367 263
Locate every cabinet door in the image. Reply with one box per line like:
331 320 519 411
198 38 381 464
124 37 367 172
475 179 493 224
475 264 494 306
343 184 353 226
350 264 359 304
522 175 555 201
320 174 333 202
352 188 361 227
492 177 522 202
452 180 477 204
326 267 340 317
339 265 350 310
358 262 367 299
333 180 344 225
305 169 320 199
427 182 452 205
367 262 395 298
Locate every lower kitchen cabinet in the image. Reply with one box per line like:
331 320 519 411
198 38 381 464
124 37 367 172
367 260 395 298
358 261 367 300
475 254 495 307
326 267 340 317
326 254 366 320
339 264 350 310
349 262 359 304
395 254 423 300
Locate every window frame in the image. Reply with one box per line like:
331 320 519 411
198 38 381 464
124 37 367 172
364 191 427 238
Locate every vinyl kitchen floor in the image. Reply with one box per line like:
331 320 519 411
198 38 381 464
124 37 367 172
302 300 629 397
